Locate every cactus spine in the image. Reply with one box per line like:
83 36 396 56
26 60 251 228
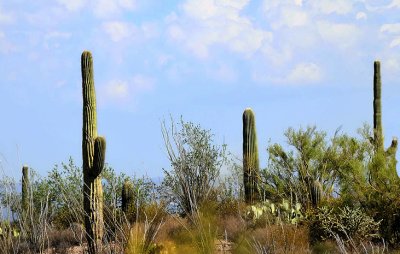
243 108 260 204
81 51 106 254
122 180 135 222
21 165 29 217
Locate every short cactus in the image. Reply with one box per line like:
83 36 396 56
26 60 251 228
310 180 323 207
243 108 260 204
122 180 135 221
21 165 29 217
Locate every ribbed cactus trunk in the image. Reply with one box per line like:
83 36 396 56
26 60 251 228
310 180 322 208
21 165 29 218
373 61 384 152
122 180 135 222
372 61 398 177
82 51 106 254
243 108 260 204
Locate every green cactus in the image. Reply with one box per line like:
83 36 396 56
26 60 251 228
310 179 323 208
371 61 398 176
122 180 135 222
243 108 260 204
81 51 106 254
21 165 29 217
373 61 384 152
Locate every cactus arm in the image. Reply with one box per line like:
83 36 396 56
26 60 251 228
91 136 106 177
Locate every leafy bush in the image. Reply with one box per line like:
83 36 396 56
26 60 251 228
161 117 226 216
310 206 380 244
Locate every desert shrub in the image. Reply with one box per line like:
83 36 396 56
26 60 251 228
233 224 310 254
263 126 342 210
310 206 380 244
217 215 246 242
161 117 227 216
48 228 81 251
125 202 166 254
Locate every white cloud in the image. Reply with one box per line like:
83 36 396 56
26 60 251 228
389 37 400 48
56 0 86 11
56 0 136 17
103 21 134 42
380 23 400 34
294 0 303 6
103 21 157 43
272 9 309 29
101 75 154 102
105 80 129 99
384 58 400 74
317 21 360 49
356 12 367 20
312 0 353 15
388 0 400 8
167 0 272 58
252 62 323 84
364 0 400 11
286 62 322 83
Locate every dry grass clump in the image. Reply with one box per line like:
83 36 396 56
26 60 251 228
233 224 310 254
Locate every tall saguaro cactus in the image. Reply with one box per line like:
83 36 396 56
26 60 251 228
371 61 398 177
81 51 106 254
373 61 384 152
243 108 260 204
21 165 29 217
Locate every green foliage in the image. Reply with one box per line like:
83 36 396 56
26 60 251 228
243 108 260 204
309 206 380 244
161 117 226 215
263 126 339 209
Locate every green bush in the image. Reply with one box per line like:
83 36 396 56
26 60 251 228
310 206 380 244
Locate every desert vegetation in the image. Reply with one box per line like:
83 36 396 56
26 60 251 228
1 53 399 254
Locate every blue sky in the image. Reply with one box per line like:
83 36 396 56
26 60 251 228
1 0 400 179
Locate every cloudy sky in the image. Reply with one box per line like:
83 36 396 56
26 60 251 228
1 0 400 178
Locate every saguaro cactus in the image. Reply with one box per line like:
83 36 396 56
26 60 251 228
310 179 323 208
373 61 384 152
81 51 106 254
122 180 135 222
21 165 29 217
371 61 398 176
243 108 260 204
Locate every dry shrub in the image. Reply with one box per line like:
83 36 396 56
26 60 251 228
233 224 310 254
48 228 81 250
217 215 246 241
155 215 188 243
